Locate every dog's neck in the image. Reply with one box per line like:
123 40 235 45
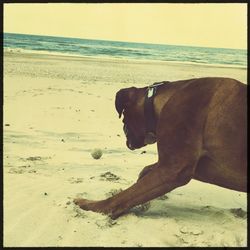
143 82 168 144
144 83 164 137
142 81 183 144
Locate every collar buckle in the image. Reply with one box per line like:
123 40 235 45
147 87 155 98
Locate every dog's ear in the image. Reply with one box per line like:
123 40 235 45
115 87 137 118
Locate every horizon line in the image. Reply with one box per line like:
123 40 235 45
4 31 247 51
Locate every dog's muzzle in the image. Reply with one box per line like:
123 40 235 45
123 124 144 150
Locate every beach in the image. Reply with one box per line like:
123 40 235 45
3 51 247 247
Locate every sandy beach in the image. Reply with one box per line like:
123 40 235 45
3 51 247 247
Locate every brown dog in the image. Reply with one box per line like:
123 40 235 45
74 77 247 219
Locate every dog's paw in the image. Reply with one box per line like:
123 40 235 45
73 198 94 210
73 198 111 215
73 197 127 220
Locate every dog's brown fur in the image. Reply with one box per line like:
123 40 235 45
74 77 247 219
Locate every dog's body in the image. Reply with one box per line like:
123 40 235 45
74 77 247 219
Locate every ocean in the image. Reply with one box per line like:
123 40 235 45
4 33 247 68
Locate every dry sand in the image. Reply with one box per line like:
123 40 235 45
3 51 247 247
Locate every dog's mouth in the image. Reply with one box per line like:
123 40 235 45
126 137 146 150
126 141 136 150
126 134 156 150
123 124 146 150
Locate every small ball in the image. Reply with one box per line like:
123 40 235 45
91 148 103 159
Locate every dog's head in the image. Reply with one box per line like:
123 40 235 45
115 87 149 150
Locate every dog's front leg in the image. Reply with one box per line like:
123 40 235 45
74 161 194 219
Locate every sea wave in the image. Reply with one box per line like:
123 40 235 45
4 47 246 69
3 33 247 68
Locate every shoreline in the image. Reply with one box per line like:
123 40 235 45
4 50 247 70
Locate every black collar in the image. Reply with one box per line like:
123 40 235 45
144 82 166 144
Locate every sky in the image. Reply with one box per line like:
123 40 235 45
4 3 247 49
